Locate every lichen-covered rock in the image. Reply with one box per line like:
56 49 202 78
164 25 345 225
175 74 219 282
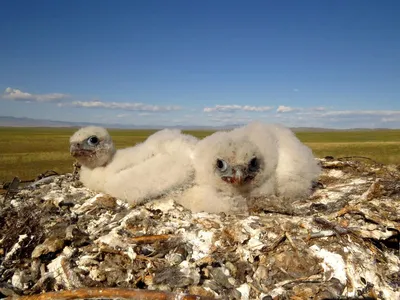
0 158 399 299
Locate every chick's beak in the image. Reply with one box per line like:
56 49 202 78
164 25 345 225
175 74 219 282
70 143 79 157
231 167 244 185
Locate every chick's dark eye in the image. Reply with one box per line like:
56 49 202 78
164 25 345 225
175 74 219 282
216 159 228 172
249 157 259 170
87 136 99 145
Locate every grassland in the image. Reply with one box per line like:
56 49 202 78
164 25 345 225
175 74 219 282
0 127 399 182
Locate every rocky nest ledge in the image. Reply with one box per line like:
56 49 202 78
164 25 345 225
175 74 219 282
0 157 399 300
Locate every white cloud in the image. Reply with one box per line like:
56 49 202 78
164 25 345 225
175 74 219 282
277 106 327 113
282 109 400 128
61 100 181 112
4 87 400 129
116 113 131 118
276 105 298 113
382 116 400 123
207 107 400 128
311 106 326 111
2 87 181 113
2 87 69 102
320 110 400 117
291 109 400 121
204 104 273 112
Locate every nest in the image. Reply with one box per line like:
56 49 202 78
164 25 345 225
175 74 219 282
0 157 399 300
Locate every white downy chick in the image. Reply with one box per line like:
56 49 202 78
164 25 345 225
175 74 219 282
175 129 271 214
102 129 198 204
70 126 116 191
70 126 198 205
235 121 321 200
176 122 320 214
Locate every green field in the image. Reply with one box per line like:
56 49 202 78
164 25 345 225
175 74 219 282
0 127 399 182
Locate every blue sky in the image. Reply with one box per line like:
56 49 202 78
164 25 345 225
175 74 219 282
1 0 399 128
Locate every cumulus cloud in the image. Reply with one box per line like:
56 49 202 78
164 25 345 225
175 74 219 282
204 104 273 112
61 100 181 112
276 105 298 113
3 87 181 113
277 106 326 113
2 87 69 102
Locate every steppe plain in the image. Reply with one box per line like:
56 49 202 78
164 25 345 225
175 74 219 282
1 127 399 182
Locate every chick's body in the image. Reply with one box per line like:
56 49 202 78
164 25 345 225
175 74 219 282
235 122 321 200
176 122 320 214
103 129 198 203
70 126 198 205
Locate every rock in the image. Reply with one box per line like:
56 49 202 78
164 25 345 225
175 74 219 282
31 237 65 259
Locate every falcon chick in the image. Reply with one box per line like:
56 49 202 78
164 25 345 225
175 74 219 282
176 122 321 214
70 126 115 169
70 126 198 205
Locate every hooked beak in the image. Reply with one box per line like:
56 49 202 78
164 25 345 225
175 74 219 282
232 168 244 184
70 143 94 158
222 167 245 185
70 143 80 157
